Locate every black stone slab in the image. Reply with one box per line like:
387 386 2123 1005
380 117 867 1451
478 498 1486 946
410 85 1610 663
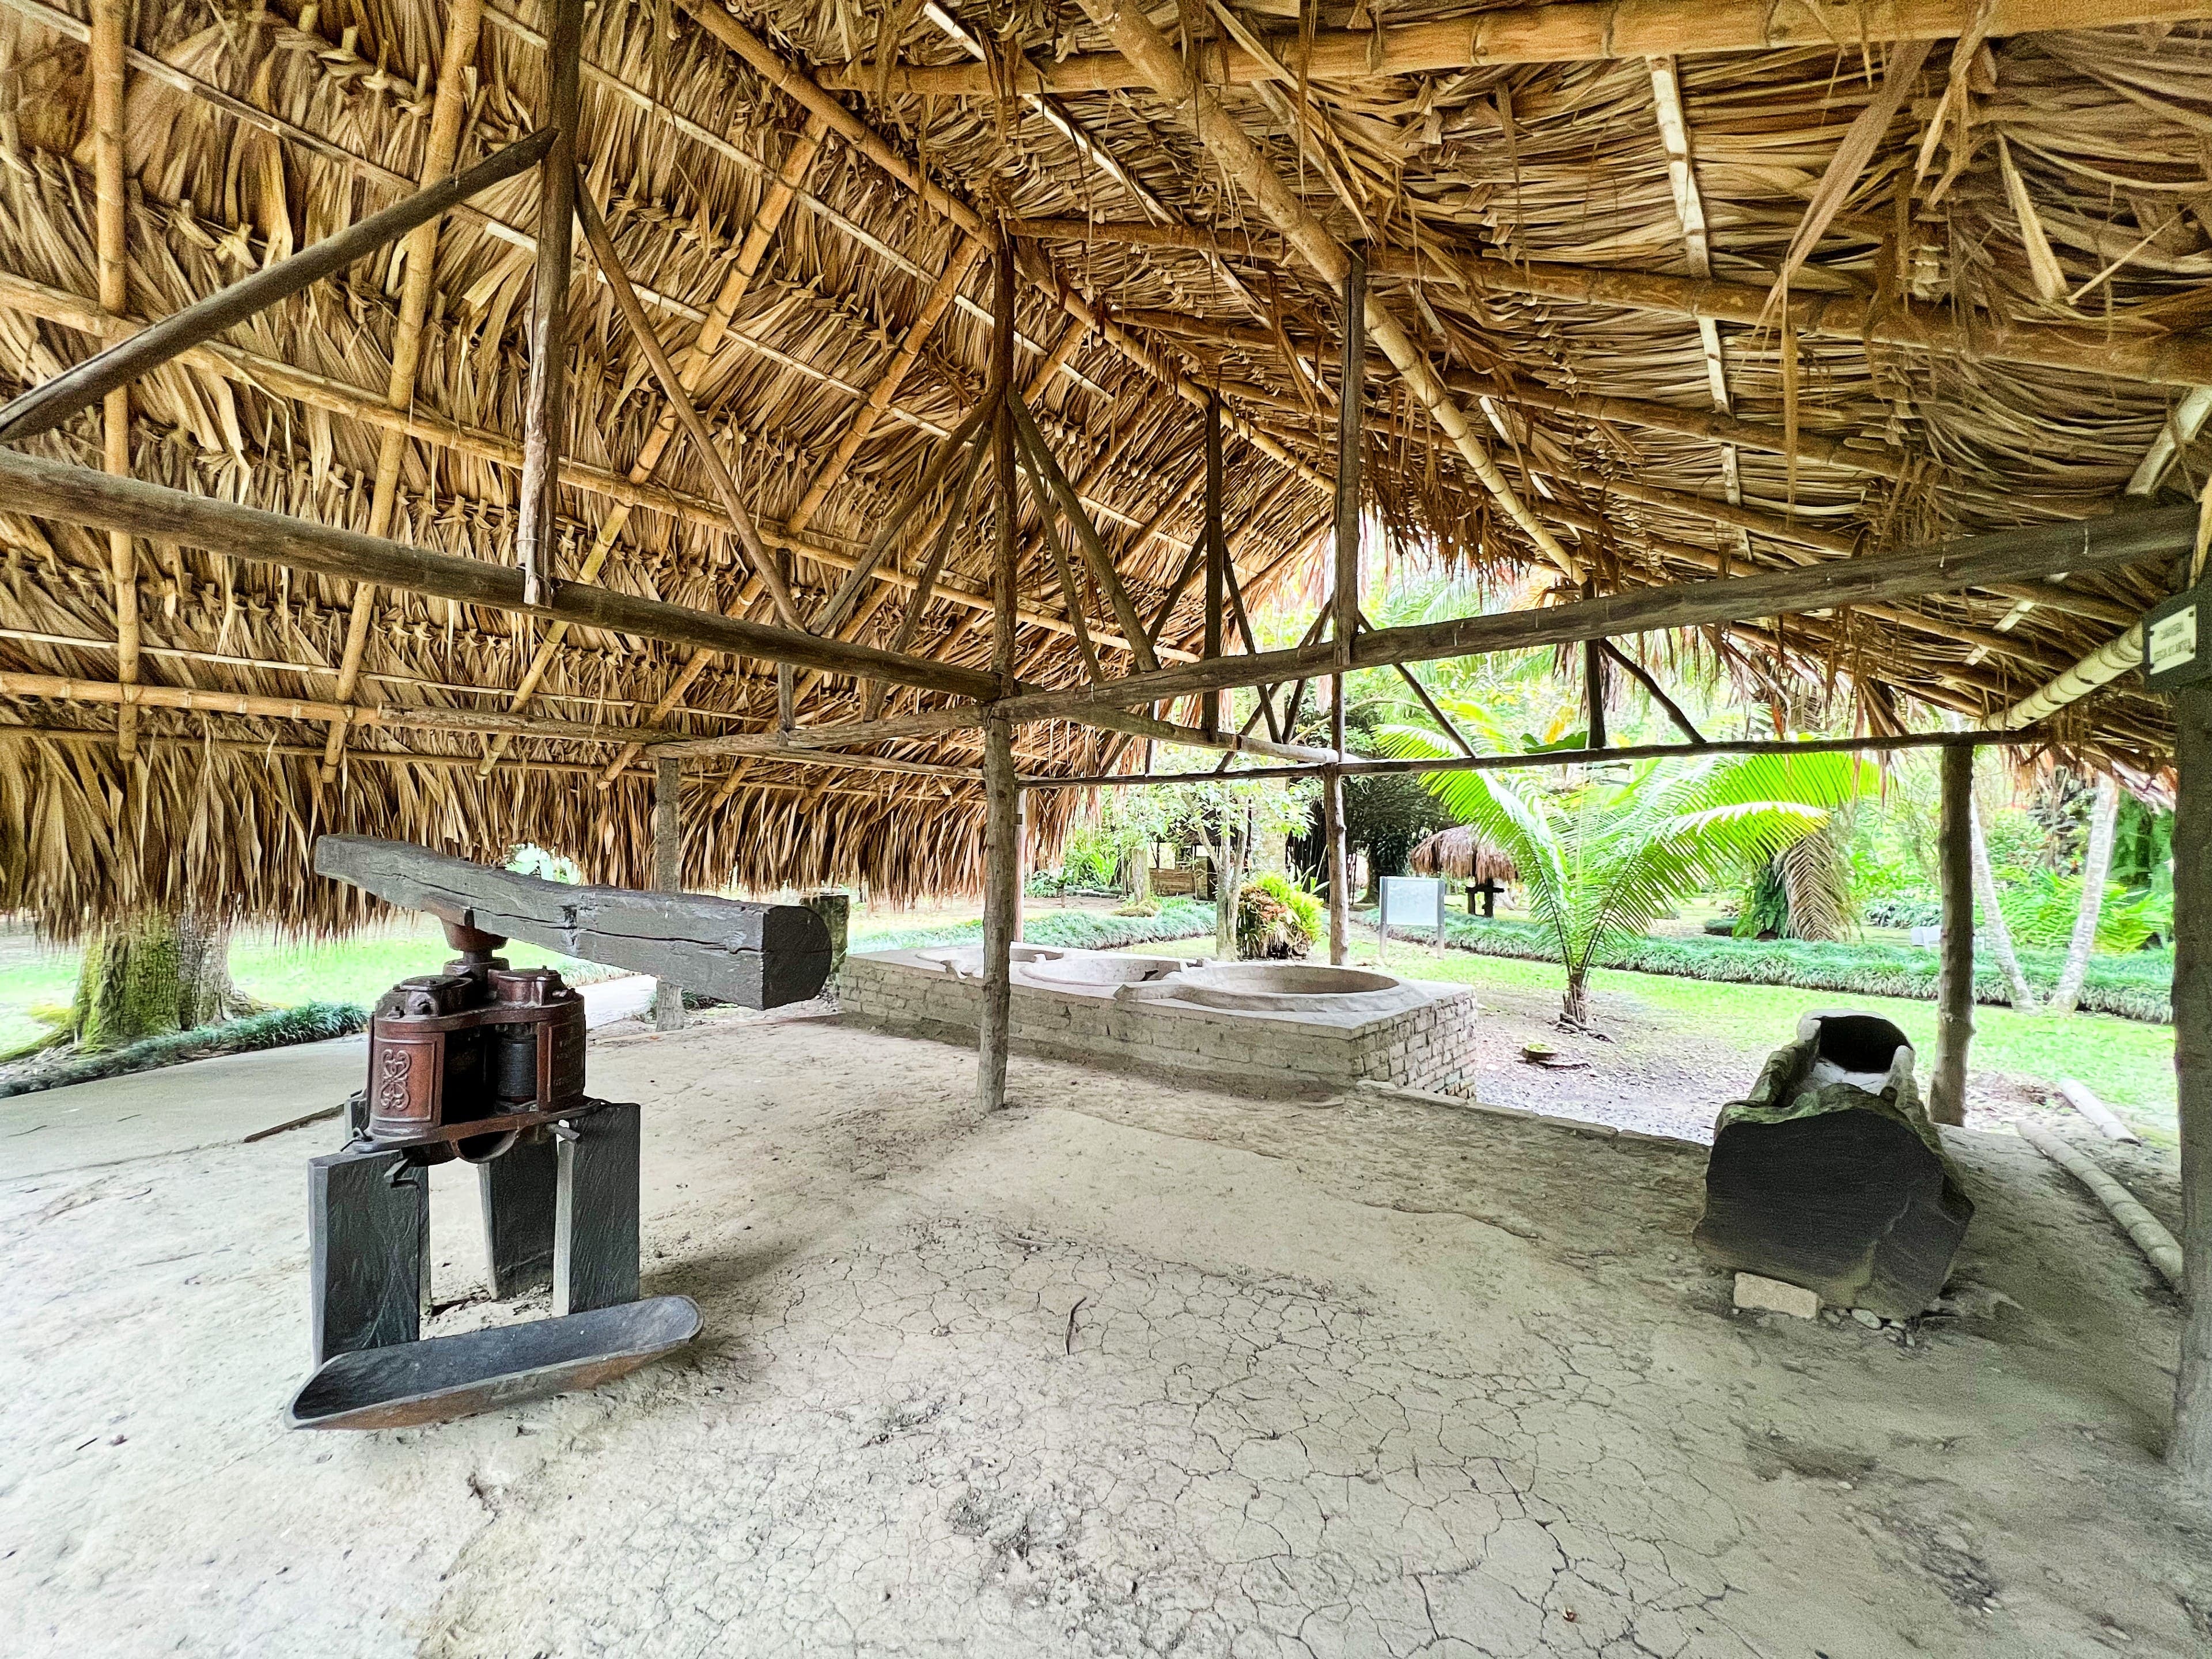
555 1101 640 1316
480 1134 558 1299
308 1145 427 1365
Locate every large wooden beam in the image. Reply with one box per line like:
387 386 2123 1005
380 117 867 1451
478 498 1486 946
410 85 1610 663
0 451 1002 699
0 130 555 446
88 0 135 758
825 2 2212 95
994 506 2193 719
314 835 831 1009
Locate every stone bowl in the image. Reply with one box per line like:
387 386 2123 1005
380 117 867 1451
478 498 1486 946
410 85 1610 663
1142 961 1428 1014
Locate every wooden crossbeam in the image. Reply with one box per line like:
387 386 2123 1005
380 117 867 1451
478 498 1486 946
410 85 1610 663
824 2 2212 96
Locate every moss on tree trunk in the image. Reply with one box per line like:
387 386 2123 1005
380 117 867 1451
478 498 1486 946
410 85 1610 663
66 913 252 1051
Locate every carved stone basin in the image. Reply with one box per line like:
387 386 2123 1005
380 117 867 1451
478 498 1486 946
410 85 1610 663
917 943 1060 979
1020 954 1188 987
1143 962 1427 1014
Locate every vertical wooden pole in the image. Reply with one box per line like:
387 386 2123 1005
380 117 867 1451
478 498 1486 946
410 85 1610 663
1333 248 1368 670
517 0 584 606
1202 390 1225 738
1585 635 1608 749
1928 741 1975 1126
90 0 136 758
1324 249 1365 965
2169 681 2212 1487
978 237 1018 1112
653 753 685 1032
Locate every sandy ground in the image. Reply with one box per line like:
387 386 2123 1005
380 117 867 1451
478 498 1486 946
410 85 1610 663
1 1007 2206 1658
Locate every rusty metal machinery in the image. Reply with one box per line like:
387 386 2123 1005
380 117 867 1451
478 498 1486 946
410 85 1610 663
288 836 834 1431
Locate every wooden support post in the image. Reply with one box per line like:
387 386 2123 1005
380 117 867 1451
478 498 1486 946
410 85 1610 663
1333 248 1367 669
1324 754 1349 967
1203 390 1226 737
89 0 135 758
1585 634 1608 749
979 710 1017 1111
653 753 685 1031
1928 742 1975 1127
518 0 584 607
555 1101 641 1315
2170 681 2212 1487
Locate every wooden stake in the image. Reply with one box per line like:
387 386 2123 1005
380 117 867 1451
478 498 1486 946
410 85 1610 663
2171 680 2212 1487
517 0 584 606
653 754 685 1032
1929 741 1975 1126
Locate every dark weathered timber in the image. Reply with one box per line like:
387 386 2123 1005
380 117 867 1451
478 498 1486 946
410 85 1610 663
1599 641 1707 745
2171 681 2212 1485
309 1145 428 1365
556 1101 641 1316
0 451 1002 699
315 835 832 1007
480 1135 558 1299
0 130 556 446
978 711 1017 1111
995 506 2189 723
1928 744 1975 1127
287 1294 700 1430
1695 1011 1973 1320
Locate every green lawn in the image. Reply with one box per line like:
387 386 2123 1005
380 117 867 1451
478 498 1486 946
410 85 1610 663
0 921 619 1053
1370 943 2180 1141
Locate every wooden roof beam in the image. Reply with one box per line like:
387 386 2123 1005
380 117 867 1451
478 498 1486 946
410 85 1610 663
1068 0 1582 582
824 1 2212 96
991 504 2192 720
0 451 1004 700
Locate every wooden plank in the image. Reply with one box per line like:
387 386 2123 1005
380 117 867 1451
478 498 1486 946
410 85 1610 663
0 450 1003 700
479 1137 558 1298
555 1101 641 1316
0 131 555 446
314 835 831 1008
308 1145 427 1364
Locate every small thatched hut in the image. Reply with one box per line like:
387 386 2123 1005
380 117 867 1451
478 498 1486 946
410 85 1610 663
1408 828 1518 888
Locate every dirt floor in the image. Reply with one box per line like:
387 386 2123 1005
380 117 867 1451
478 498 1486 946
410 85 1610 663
2 1004 2205 1657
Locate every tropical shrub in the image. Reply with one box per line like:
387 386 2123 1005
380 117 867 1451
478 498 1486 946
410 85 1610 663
1995 872 2171 953
1236 874 1323 959
1384 730 1868 1027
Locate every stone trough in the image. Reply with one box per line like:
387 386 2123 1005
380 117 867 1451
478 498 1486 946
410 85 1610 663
838 945 1479 1095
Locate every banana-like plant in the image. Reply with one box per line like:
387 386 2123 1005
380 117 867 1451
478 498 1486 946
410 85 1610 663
1386 724 1870 1027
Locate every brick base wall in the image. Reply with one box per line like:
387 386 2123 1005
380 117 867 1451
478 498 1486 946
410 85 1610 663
838 955 1479 1098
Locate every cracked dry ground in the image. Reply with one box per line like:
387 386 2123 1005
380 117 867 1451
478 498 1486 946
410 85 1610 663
3 1017 2209 1657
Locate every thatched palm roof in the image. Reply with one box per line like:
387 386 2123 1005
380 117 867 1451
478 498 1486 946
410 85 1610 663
1410 827 1517 886
0 0 2202 931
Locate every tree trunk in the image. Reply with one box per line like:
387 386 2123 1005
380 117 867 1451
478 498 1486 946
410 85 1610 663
1967 785 2039 1012
2050 775 2120 1016
1928 744 1975 1126
1560 968 1590 1029
69 911 248 1050
1213 808 1248 961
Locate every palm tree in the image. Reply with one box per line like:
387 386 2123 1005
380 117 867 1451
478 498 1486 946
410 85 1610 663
1387 725 1868 1027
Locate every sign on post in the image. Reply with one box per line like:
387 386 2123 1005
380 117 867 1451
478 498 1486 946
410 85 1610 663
1379 876 1449 955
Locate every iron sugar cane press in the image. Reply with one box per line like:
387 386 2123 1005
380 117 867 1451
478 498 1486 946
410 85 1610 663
288 835 832 1430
